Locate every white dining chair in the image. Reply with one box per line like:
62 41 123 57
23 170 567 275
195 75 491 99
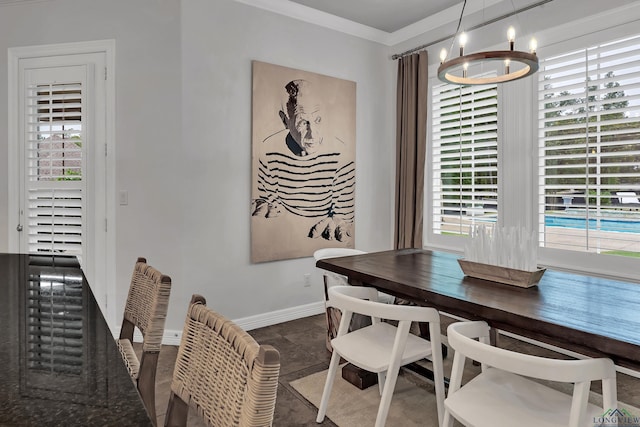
313 247 367 288
316 285 445 427
443 320 618 427
314 248 369 350
314 248 397 351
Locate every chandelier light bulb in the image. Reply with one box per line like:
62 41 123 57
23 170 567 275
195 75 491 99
507 26 516 50
440 48 448 64
529 38 538 54
463 61 469 78
504 59 511 74
459 32 468 56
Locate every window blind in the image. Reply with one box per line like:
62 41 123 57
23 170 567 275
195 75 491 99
25 82 84 256
538 34 640 255
432 82 499 236
26 267 84 375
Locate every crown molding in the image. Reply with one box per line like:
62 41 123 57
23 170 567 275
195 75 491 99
233 0 391 44
234 0 507 46
0 0 52 5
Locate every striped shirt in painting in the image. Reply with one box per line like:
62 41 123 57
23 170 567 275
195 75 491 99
257 149 355 220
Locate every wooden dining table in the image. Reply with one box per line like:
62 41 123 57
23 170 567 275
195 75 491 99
316 248 640 371
0 253 153 426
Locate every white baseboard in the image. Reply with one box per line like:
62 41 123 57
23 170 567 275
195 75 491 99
159 301 325 346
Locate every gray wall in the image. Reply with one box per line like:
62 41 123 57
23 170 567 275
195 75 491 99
0 0 184 331
177 0 395 329
0 0 395 334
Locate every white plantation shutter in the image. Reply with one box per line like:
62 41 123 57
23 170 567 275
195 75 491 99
27 188 83 253
24 74 86 257
538 34 640 254
26 263 85 376
432 81 499 236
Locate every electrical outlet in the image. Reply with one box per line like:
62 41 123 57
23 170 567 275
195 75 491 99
303 273 311 287
119 190 128 206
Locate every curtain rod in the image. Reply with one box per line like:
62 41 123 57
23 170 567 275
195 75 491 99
391 0 554 60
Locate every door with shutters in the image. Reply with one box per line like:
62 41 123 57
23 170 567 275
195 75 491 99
9 45 110 312
21 64 89 259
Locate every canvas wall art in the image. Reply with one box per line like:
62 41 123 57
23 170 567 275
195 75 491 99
251 61 356 263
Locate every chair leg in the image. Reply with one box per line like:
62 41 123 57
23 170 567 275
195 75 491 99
601 377 618 415
442 410 454 427
137 351 160 423
443 352 466 427
316 349 342 422
569 381 592 427
375 321 412 427
429 322 446 427
164 391 188 427
374 366 400 427
377 371 386 396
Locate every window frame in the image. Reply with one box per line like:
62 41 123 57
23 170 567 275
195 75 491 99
425 7 640 282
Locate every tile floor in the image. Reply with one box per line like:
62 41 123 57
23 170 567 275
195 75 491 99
150 313 640 426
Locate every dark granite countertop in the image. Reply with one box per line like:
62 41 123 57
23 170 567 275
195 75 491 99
0 253 153 426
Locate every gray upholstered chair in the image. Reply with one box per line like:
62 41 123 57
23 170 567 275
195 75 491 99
117 257 172 422
164 295 280 427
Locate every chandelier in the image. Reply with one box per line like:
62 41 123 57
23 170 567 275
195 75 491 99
437 0 539 85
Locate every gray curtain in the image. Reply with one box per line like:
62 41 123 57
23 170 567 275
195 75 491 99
395 51 428 249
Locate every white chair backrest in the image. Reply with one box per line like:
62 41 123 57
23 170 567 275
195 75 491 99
447 321 617 384
314 248 367 288
313 248 367 260
327 285 440 324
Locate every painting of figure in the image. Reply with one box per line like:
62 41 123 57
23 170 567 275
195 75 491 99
251 61 356 263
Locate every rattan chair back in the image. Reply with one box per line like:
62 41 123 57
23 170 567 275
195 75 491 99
121 257 172 352
164 295 280 427
118 257 172 422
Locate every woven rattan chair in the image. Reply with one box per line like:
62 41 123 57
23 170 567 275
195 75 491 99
164 294 280 427
117 257 172 422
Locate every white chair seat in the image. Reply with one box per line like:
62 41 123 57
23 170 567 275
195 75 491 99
445 367 603 427
331 322 432 373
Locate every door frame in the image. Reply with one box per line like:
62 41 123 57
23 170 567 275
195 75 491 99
8 40 116 322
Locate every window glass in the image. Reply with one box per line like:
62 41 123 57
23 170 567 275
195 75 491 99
538 34 640 258
431 82 499 237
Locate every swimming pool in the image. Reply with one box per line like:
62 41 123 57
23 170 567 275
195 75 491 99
545 215 640 233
